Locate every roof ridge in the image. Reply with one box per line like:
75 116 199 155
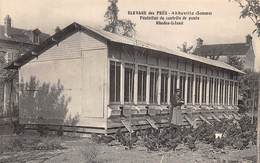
200 42 248 46
5 22 245 74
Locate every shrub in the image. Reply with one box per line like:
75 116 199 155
0 136 23 153
34 137 65 150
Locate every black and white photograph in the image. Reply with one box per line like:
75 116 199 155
0 0 260 162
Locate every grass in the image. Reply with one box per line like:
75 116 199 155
79 142 101 163
0 134 65 154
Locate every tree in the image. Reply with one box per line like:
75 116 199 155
227 56 244 70
177 42 193 54
232 0 260 36
239 70 259 114
104 0 135 37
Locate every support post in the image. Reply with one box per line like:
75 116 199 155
232 81 235 105
146 67 150 105
3 83 7 115
184 74 188 105
206 77 210 105
199 76 203 105
192 74 196 105
223 80 226 105
120 63 125 105
134 64 138 104
217 79 220 105
176 71 180 89
167 70 171 105
227 81 230 105
157 69 162 105
212 78 215 105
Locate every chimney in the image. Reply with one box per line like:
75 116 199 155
196 38 203 48
31 29 41 44
4 15 11 37
246 34 252 44
55 26 61 33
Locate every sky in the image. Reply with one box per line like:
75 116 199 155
0 0 259 70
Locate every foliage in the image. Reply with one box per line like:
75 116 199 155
177 42 193 54
238 69 259 113
227 56 244 70
0 136 23 153
113 115 256 151
34 137 65 150
91 133 114 144
231 0 260 36
104 0 135 37
64 113 80 126
20 76 73 125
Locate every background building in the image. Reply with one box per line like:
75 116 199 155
193 35 255 71
0 15 49 122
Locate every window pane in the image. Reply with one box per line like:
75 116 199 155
109 61 116 102
170 71 177 101
209 78 214 104
149 68 158 104
124 64 134 103
195 75 201 104
214 79 219 104
224 81 229 105
187 74 193 104
109 61 121 102
229 81 233 105
161 70 168 104
179 73 186 100
138 66 147 103
116 63 121 102
201 76 207 104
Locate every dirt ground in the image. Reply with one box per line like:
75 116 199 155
0 133 257 163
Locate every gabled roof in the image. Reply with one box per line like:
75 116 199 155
0 25 49 44
194 43 251 56
5 22 244 74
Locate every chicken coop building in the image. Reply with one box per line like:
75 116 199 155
6 23 244 134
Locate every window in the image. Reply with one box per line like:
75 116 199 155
179 73 186 100
234 82 238 105
137 66 147 103
229 81 233 105
214 79 219 104
109 61 121 103
160 69 168 104
219 80 224 104
170 71 177 101
187 74 194 104
224 81 229 105
208 77 214 104
201 76 207 104
124 63 134 103
149 68 159 104
195 75 201 104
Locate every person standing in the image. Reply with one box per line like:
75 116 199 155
169 89 184 125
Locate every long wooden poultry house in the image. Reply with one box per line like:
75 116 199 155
6 22 244 135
